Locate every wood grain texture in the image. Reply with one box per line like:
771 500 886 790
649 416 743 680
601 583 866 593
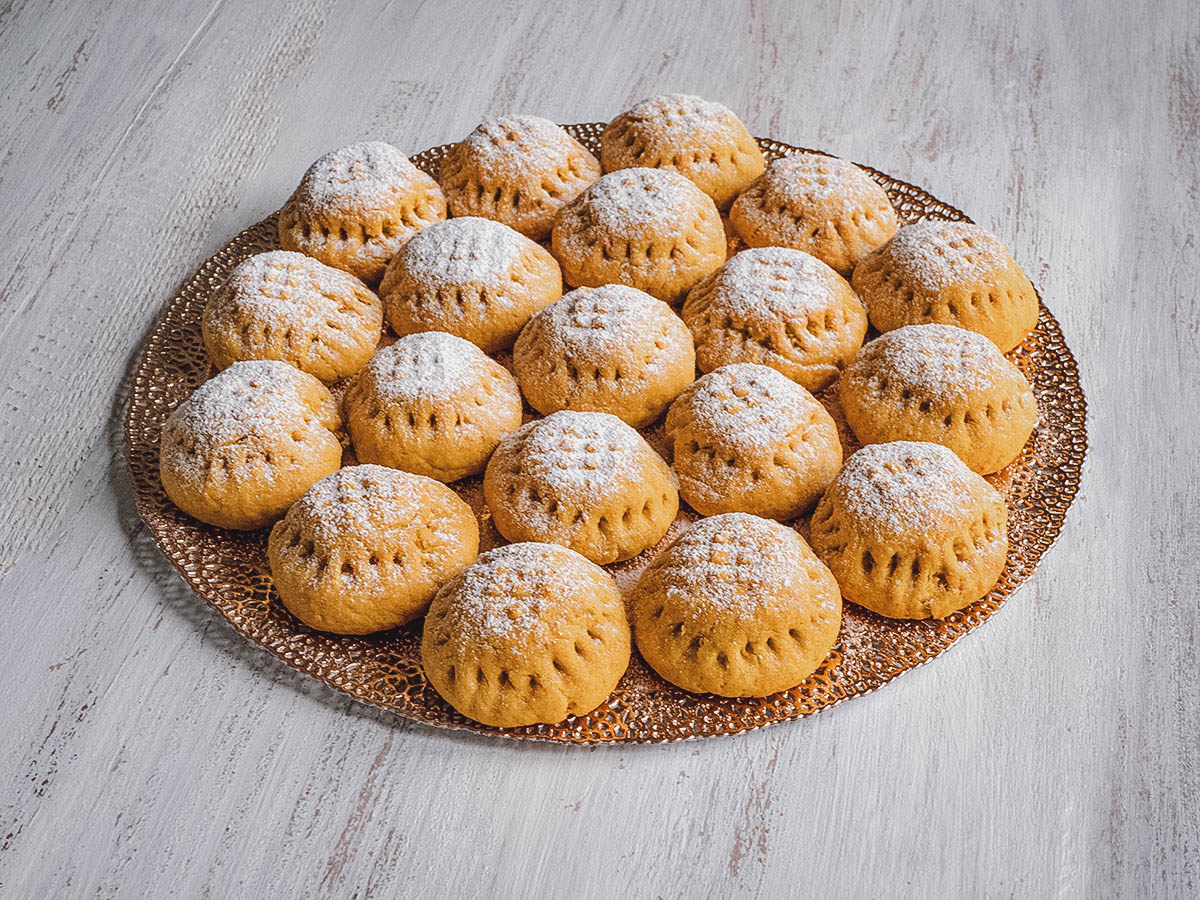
0 0 1195 896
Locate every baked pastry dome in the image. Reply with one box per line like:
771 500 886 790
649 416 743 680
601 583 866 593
345 331 523 482
809 441 1008 619
278 141 447 286
439 115 601 240
551 167 726 305
682 246 868 391
630 513 841 697
665 363 841 520
421 542 631 728
159 360 342 530
268 465 479 634
729 152 898 275
202 250 382 383
379 216 563 353
841 324 1037 474
512 284 696 428
850 220 1039 352
600 94 765 208
483 410 679 564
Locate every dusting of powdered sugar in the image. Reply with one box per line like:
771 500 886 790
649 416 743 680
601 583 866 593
569 167 707 232
887 220 1009 292
450 116 596 183
358 331 499 405
289 141 427 218
612 94 748 146
699 246 848 319
848 324 1011 402
392 216 530 287
756 152 885 215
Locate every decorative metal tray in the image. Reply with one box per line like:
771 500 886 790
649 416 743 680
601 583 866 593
124 123 1087 742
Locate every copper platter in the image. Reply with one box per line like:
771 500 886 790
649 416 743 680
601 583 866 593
123 123 1088 743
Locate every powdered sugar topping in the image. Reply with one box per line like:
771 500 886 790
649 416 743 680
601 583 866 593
570 167 707 232
887 220 1009 291
758 152 886 214
703 247 847 319
616 94 747 145
394 217 529 286
359 331 499 404
453 115 593 182
849 324 1011 401
290 141 427 218
528 284 682 365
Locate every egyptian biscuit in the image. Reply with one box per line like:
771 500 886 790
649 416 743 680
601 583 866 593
729 153 898 275
551 167 726 305
630 513 841 697
421 542 631 728
851 220 1039 352
159 360 342 530
268 465 479 634
345 331 523 482
601 94 765 208
682 247 867 391
512 284 696 428
665 364 841 520
841 324 1037 474
483 411 679 564
440 115 601 240
809 441 1008 619
380 216 563 353
278 141 447 286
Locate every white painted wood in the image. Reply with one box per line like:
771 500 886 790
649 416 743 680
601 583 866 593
0 0 1196 896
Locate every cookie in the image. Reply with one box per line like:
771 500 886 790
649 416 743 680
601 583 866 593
682 246 867 391
630 513 841 697
729 152 898 275
345 331 523 482
278 141 447 285
601 94 765 208
551 167 725 305
809 441 1008 619
159 360 342 530
841 324 1037 474
268 465 479 634
483 410 679 564
665 364 841 519
421 542 631 728
202 250 382 384
512 284 696 428
379 216 563 353
850 220 1039 352
439 115 601 240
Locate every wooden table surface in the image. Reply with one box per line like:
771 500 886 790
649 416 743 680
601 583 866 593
1 0 1196 896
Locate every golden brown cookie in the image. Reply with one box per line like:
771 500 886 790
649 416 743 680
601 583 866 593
665 363 841 519
682 246 867 390
851 220 1039 352
439 115 601 240
278 141 447 286
202 250 382 384
551 167 726 305
268 465 479 634
159 360 342 530
379 216 563 353
841 324 1037 474
512 284 696 428
483 411 678 564
421 542 631 728
729 152 898 275
809 441 1008 619
345 331 523 482
630 513 841 697
601 94 765 208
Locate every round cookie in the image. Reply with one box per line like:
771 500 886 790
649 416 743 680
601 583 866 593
809 441 1008 620
729 152 898 275
483 411 679 564
268 465 479 634
202 250 382 384
665 364 841 520
682 246 868 391
278 141 447 286
601 94 765 208
379 216 563 353
439 115 601 240
841 324 1038 474
159 360 343 530
421 542 631 728
345 331 523 482
512 284 696 428
630 513 841 697
551 167 726 305
850 220 1039 352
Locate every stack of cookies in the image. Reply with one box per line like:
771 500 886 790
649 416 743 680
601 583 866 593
160 96 1040 728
